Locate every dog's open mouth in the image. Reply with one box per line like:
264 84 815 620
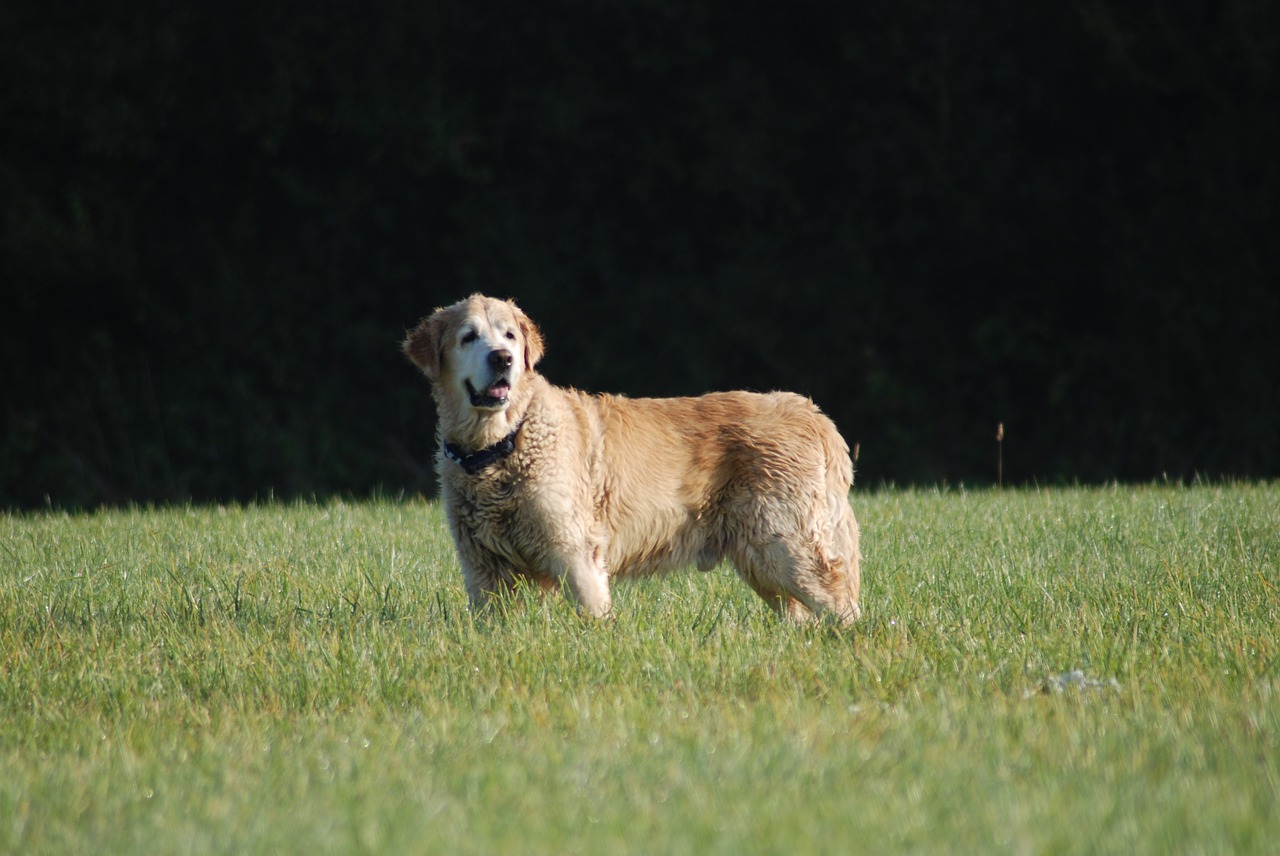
466 379 511 408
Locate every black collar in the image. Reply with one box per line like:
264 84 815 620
443 422 523 475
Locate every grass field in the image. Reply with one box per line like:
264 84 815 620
2 483 1278 854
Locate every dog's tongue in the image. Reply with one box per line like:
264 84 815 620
488 382 510 400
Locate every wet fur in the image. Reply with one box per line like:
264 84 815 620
404 294 862 624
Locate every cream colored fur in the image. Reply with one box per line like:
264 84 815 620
404 294 862 624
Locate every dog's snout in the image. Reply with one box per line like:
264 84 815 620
488 349 514 371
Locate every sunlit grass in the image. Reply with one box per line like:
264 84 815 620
2 484 1278 853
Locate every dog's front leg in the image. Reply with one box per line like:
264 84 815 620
551 548 612 619
457 552 515 615
447 528 521 615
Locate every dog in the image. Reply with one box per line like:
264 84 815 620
403 294 861 624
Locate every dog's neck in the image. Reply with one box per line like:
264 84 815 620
443 422 523 475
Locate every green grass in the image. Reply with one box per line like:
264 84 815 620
2 484 1278 854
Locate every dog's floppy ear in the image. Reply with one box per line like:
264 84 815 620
511 301 544 370
403 309 451 382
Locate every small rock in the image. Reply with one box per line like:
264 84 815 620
1026 669 1121 698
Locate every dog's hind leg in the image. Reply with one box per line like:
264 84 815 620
831 500 862 621
734 526 860 626
731 550 816 624
783 486 863 625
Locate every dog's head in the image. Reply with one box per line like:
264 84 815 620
403 294 545 413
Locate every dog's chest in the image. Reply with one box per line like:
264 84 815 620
444 470 547 565
439 405 601 569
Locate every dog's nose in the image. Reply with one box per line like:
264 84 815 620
488 349 513 370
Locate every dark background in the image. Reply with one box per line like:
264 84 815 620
3 1 1277 508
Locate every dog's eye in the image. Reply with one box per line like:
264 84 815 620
505 331 516 341
461 330 478 345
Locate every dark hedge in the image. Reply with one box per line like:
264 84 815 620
3 1 1277 506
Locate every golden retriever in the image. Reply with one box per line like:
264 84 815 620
404 294 861 624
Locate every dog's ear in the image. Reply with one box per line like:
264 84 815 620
511 301 544 370
403 309 450 382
